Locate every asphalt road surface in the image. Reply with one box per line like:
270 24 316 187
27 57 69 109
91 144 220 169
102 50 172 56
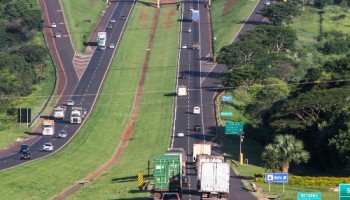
0 1 136 171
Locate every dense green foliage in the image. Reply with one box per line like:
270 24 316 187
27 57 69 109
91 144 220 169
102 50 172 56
219 2 350 173
0 0 48 130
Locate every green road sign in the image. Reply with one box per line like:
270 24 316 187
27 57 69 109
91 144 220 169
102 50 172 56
220 112 233 117
339 184 350 199
225 122 243 135
297 192 321 200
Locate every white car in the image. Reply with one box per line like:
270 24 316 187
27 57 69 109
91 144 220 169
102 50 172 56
266 1 271 5
110 18 116 23
109 44 115 49
67 99 74 106
51 23 57 28
55 33 61 38
177 132 185 138
193 106 200 114
57 131 67 138
43 143 54 151
182 44 187 49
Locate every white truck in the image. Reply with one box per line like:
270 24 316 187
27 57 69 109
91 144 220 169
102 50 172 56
97 32 107 50
53 106 66 119
191 10 199 23
70 107 86 124
42 120 55 135
197 162 230 199
192 143 211 163
177 85 187 96
196 155 225 175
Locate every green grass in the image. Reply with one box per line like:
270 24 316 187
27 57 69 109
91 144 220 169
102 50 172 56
60 0 106 52
0 32 56 149
322 5 350 35
211 0 258 54
68 5 180 199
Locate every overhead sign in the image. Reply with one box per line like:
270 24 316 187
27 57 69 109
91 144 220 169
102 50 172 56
225 122 243 135
221 95 232 102
297 192 321 200
265 173 288 183
339 184 350 199
220 112 233 117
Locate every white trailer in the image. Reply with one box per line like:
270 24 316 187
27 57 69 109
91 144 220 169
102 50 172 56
192 143 211 163
97 32 107 50
196 155 224 176
198 162 230 199
177 85 187 96
53 106 66 119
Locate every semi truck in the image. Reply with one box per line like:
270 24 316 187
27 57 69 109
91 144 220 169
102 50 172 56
42 120 55 135
197 162 230 199
153 154 182 199
191 10 199 22
97 32 107 50
53 106 66 119
177 85 187 96
70 107 86 124
166 148 187 187
192 143 211 163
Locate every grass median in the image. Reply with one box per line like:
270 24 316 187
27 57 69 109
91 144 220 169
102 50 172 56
68 4 180 199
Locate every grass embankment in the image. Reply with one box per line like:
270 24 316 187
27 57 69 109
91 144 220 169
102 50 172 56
210 0 258 54
216 5 339 200
0 31 55 149
60 0 106 52
0 2 179 200
69 4 179 199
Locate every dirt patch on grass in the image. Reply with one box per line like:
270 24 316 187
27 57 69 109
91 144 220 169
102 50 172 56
163 10 177 30
139 9 152 29
223 0 235 16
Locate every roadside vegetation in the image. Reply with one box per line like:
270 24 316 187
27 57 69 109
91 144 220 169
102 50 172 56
0 1 179 199
0 0 55 149
217 0 350 199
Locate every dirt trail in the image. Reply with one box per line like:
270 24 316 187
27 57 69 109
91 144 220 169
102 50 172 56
52 6 161 200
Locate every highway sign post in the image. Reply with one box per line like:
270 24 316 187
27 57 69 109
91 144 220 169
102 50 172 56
137 172 144 191
297 192 321 200
339 184 350 199
221 95 232 102
225 122 243 135
265 173 288 193
220 112 233 117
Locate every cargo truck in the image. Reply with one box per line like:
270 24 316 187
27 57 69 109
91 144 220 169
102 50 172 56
191 10 199 22
166 148 187 187
153 154 182 199
97 32 107 50
193 41 200 50
197 162 230 199
42 120 55 135
70 107 85 124
177 85 187 96
196 155 225 175
53 106 66 119
192 143 211 163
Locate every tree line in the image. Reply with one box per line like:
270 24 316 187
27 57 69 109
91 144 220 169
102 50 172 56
219 1 350 174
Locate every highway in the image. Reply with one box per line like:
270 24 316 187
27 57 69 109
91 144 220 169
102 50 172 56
0 0 136 171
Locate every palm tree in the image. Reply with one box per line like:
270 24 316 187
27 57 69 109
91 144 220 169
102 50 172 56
261 134 310 173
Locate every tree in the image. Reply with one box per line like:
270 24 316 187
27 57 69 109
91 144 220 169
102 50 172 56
261 134 310 173
260 3 300 25
252 78 291 103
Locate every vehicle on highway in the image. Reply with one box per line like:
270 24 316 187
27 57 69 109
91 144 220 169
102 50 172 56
55 33 61 38
161 192 180 200
57 130 67 138
51 23 56 28
109 44 115 49
42 119 55 136
181 44 187 49
19 144 30 152
266 0 271 5
188 28 191 33
120 15 126 20
43 143 54 151
179 73 187 79
21 151 32 160
67 99 74 106
107 24 113 29
110 18 116 23
177 85 187 96
177 131 185 138
194 124 201 131
193 106 200 114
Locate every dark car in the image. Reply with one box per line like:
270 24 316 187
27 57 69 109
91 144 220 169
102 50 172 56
162 192 180 200
120 15 126 20
179 73 187 79
194 124 201 131
107 24 113 29
19 144 29 152
20 151 32 160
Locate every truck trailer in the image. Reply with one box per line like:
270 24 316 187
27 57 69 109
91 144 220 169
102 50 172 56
177 85 187 96
42 120 55 135
70 107 85 124
53 106 66 119
153 154 182 199
196 155 225 175
191 10 199 22
192 143 211 163
198 162 230 199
